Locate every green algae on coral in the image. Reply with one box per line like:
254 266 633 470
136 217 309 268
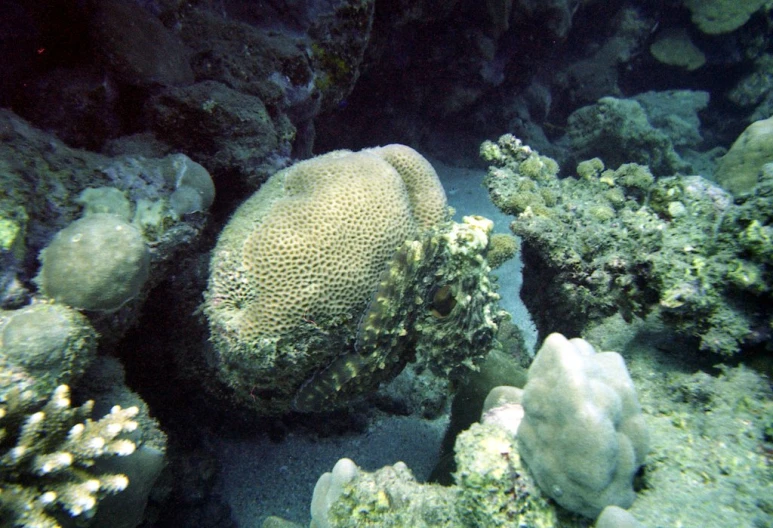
293 216 503 412
482 133 773 356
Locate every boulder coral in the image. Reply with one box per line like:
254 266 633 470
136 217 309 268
517 333 649 518
0 302 97 397
35 214 150 313
205 145 503 414
714 116 773 195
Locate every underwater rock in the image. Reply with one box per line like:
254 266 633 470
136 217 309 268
88 0 194 87
148 80 293 187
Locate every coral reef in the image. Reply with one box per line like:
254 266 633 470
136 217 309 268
482 134 773 355
714 115 773 195
566 94 704 176
206 146 503 414
309 422 555 527
0 109 212 343
0 384 139 527
35 214 150 313
517 333 649 518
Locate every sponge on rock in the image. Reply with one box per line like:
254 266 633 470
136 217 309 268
518 333 649 518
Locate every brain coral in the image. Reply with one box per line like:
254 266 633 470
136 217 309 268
208 146 446 340
206 146 500 414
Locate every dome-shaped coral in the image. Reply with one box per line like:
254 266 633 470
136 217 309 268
205 146 502 414
35 214 150 312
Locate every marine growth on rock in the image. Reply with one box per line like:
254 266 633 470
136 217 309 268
205 145 504 414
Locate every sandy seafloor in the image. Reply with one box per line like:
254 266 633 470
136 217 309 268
212 162 539 527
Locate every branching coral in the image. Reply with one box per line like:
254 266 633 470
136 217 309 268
0 384 138 527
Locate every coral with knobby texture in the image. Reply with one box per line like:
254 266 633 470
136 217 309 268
206 146 502 414
517 333 649 518
483 133 773 355
0 384 139 527
566 95 690 176
0 302 97 397
35 214 150 312
486 233 519 269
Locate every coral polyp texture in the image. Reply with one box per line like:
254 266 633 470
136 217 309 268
205 145 503 414
0 384 138 527
482 133 773 356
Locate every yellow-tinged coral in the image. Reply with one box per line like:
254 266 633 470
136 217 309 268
487 233 519 269
207 146 446 341
0 384 137 527
206 145 466 414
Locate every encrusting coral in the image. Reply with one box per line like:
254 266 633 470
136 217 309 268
0 384 139 527
206 145 503 414
482 133 772 355
309 422 555 528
